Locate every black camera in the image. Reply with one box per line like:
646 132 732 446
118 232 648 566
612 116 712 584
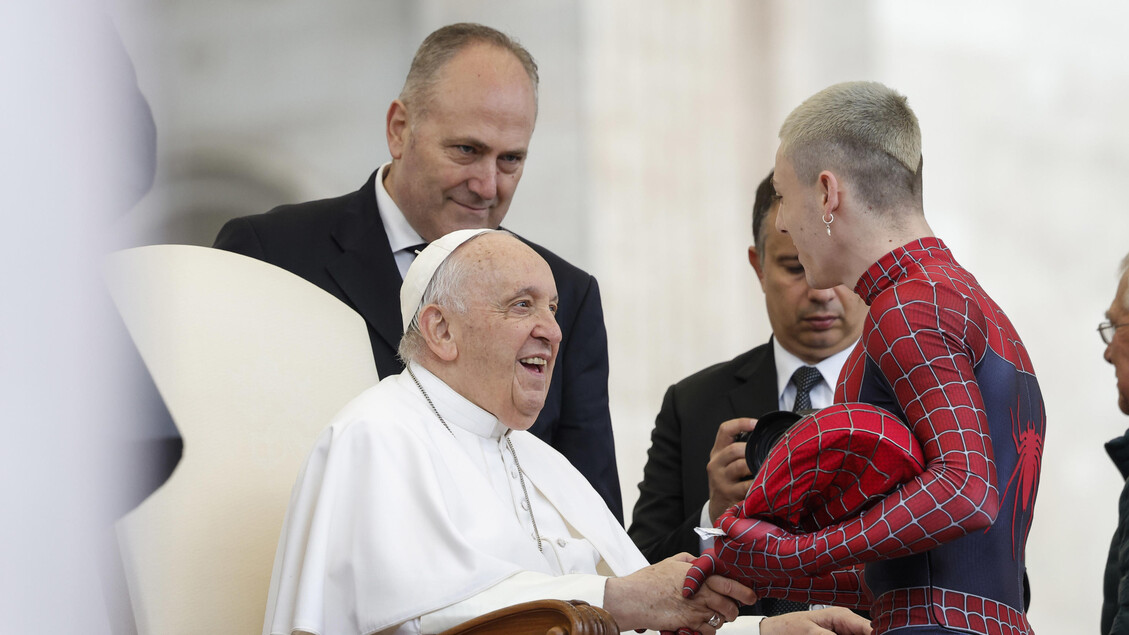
735 410 812 478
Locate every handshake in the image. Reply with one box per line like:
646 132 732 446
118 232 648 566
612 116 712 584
605 552 871 635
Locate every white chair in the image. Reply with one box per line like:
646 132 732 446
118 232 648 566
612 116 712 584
105 244 380 635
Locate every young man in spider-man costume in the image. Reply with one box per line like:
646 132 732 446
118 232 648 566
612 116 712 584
683 81 1045 634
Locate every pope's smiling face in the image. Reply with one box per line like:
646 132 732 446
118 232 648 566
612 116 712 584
445 233 561 430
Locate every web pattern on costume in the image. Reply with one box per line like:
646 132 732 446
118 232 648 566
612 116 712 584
682 239 1044 633
690 402 924 614
734 402 925 536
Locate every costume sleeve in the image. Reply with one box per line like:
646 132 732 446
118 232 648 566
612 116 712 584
757 566 872 610
419 571 606 633
551 276 624 523
628 384 703 562
711 279 999 579
825 279 999 562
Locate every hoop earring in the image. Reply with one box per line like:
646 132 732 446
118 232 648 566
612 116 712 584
823 212 834 236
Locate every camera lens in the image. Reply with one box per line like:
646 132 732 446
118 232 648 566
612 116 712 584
743 410 805 478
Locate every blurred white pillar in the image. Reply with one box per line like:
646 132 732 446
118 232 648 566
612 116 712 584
581 0 776 517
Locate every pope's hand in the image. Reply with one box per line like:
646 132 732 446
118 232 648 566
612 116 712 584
605 553 758 634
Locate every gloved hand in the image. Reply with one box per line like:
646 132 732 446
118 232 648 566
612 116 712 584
682 507 799 597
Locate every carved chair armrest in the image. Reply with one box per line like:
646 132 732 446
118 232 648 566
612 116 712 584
438 599 619 635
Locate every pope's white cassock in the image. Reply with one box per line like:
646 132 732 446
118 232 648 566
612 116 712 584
263 363 650 635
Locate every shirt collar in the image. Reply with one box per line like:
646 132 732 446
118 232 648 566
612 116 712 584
772 337 857 403
375 161 425 255
406 362 508 439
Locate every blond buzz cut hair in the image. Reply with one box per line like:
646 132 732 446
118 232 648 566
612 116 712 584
779 81 923 211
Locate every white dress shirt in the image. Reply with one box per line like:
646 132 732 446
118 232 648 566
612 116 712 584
374 162 426 279
770 339 855 413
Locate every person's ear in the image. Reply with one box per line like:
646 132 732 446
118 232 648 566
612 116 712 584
386 100 410 159
818 170 841 214
748 246 767 290
419 304 458 362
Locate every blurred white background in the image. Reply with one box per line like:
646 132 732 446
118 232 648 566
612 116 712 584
18 0 1128 631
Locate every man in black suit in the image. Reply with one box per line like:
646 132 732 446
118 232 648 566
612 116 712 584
213 23 622 522
627 171 868 564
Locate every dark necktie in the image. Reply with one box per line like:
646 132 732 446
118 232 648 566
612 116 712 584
405 242 429 257
762 366 823 617
791 365 822 412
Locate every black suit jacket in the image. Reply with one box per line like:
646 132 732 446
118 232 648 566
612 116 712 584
627 340 777 560
213 169 624 522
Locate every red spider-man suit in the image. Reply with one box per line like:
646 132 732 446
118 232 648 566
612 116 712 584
684 238 1044 634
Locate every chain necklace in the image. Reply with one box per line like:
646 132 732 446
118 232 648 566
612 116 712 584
407 366 543 552
504 435 543 553
407 366 454 436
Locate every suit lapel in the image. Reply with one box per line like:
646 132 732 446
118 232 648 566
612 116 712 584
325 172 405 356
728 341 778 417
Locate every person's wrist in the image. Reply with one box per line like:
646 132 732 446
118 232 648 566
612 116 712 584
708 497 734 525
602 576 636 631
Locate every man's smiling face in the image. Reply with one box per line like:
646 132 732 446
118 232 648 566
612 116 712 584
386 43 537 242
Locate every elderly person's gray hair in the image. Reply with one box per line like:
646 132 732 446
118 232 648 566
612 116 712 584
397 230 508 364
1120 252 1129 311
